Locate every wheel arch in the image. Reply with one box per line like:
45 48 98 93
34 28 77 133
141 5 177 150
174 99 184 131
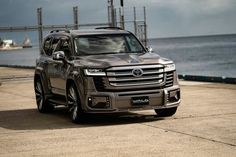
66 79 76 91
66 78 85 110
34 68 51 96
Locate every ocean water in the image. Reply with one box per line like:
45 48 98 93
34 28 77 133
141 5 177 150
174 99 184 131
0 34 236 77
0 47 39 67
148 34 236 78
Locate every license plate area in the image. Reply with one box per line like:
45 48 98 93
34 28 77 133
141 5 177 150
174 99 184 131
131 96 149 106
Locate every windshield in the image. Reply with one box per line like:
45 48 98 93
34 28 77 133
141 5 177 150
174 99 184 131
74 34 145 55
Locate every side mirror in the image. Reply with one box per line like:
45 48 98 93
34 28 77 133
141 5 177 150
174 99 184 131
146 47 153 53
52 51 65 61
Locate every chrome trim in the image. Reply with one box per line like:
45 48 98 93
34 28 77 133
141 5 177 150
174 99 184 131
132 68 144 77
106 64 165 87
108 74 164 82
106 64 164 71
110 79 163 87
107 70 164 76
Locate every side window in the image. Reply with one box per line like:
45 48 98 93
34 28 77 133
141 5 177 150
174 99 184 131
43 37 60 57
51 38 60 54
56 38 71 59
43 37 52 56
126 35 144 52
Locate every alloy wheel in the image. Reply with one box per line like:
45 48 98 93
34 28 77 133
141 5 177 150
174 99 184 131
67 85 79 121
35 81 44 110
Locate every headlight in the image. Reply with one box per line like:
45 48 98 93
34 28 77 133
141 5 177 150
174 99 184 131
164 64 175 72
84 69 106 76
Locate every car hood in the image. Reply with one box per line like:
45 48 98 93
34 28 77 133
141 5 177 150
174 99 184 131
75 52 173 68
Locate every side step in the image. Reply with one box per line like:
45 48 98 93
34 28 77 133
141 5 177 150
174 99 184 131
48 96 66 106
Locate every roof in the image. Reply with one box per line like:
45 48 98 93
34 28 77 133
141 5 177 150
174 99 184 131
71 29 129 36
48 27 130 37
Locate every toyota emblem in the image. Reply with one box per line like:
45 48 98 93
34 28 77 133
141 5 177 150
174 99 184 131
132 68 143 77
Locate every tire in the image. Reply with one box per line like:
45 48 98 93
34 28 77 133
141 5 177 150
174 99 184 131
154 107 177 117
34 78 54 113
67 83 85 123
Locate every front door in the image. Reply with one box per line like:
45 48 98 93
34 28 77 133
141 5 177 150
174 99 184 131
47 36 72 95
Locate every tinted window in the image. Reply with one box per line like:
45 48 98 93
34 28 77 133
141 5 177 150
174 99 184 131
43 37 52 56
51 38 60 53
74 34 144 55
125 35 144 52
43 37 60 56
56 39 71 59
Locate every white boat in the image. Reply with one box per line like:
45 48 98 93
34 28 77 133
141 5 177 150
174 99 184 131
0 39 23 50
22 36 32 48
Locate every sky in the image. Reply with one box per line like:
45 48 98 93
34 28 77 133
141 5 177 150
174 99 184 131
0 0 236 42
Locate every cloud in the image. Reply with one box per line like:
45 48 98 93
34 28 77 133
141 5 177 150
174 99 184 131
202 0 234 12
125 0 235 15
135 0 236 37
165 0 234 15
0 0 236 38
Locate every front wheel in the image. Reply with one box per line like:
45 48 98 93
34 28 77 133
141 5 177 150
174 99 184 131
34 78 54 113
154 107 177 117
67 84 85 123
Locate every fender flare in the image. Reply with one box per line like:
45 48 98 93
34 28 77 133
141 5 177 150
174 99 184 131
66 72 86 109
34 67 51 96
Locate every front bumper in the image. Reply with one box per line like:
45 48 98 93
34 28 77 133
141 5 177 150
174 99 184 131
83 86 180 113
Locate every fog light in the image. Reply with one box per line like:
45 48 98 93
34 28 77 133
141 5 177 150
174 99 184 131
168 90 180 103
88 96 110 109
88 97 93 107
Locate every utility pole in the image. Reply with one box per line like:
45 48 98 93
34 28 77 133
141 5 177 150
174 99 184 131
73 6 79 30
114 8 117 27
133 7 137 36
107 1 111 25
108 0 116 27
143 6 147 47
37 8 43 49
120 0 125 29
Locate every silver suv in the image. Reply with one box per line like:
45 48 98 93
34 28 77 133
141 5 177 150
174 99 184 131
34 27 180 123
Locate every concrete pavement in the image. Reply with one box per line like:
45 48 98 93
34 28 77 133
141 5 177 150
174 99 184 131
0 67 236 157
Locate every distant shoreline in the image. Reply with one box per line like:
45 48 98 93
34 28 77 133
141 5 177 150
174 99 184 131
149 33 236 40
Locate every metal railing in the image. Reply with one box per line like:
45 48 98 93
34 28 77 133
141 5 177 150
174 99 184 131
0 3 148 48
0 7 109 48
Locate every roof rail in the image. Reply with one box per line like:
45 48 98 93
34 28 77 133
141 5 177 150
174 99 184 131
95 27 123 30
50 29 70 34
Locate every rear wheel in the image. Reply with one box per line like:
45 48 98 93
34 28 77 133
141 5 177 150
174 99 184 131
34 78 54 113
67 84 85 123
154 107 177 117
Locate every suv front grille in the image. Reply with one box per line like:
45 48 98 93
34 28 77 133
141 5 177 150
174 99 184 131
93 66 176 92
165 71 174 87
106 65 165 87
